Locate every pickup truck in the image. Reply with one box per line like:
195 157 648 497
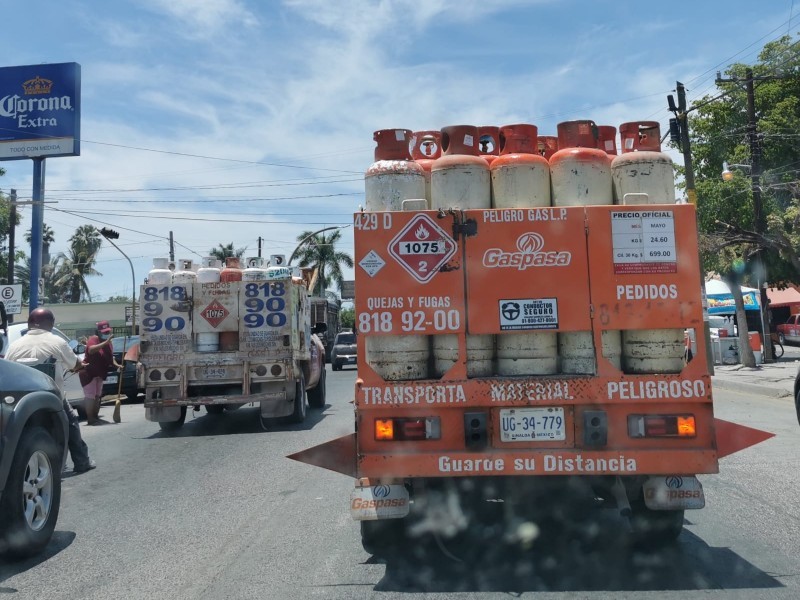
776 314 800 345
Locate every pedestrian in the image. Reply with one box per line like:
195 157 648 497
80 320 121 425
5 308 97 473
0 300 7 336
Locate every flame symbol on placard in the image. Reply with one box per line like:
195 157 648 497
516 232 545 253
415 225 431 240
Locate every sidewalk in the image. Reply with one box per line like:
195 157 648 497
711 356 799 399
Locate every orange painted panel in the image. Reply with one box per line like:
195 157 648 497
463 207 591 333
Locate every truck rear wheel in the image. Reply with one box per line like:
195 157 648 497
158 407 186 432
629 499 684 546
307 368 326 409
287 376 306 424
360 519 406 556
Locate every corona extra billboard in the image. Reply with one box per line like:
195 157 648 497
0 62 81 161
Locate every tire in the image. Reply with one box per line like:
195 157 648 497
795 388 800 427
629 500 684 547
360 519 406 556
0 427 62 560
158 406 187 431
307 368 326 409
287 376 306 424
779 332 786 345
205 405 225 415
332 362 341 372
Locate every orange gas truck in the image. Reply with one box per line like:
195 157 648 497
291 123 772 555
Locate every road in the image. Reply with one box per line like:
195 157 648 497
1 365 798 599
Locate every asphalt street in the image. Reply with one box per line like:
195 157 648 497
1 365 798 600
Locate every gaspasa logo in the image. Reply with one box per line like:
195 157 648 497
482 232 571 270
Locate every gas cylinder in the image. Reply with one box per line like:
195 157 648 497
622 329 685 374
196 257 221 352
597 125 618 156
171 259 197 283
148 257 172 285
431 125 493 378
613 121 682 373
491 124 557 375
365 129 427 211
219 257 243 351
411 130 442 205
612 121 675 205
243 256 268 281
365 129 430 380
550 120 617 374
491 124 551 209
550 120 613 207
537 136 558 160
478 126 500 166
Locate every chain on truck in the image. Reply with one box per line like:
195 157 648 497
140 255 327 431
290 123 773 557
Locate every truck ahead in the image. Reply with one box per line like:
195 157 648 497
140 273 326 430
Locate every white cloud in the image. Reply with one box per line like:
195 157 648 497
140 0 260 37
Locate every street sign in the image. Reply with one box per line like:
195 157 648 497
125 304 139 327
340 280 355 300
0 284 23 314
388 213 457 283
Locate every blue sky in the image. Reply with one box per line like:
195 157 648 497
0 0 797 302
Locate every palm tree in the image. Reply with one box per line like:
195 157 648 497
54 225 103 303
15 254 67 303
25 223 56 264
293 229 353 296
208 242 246 261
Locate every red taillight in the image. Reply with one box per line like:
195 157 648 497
374 417 441 441
628 414 697 438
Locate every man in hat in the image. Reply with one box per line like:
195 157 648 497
5 307 96 473
80 320 122 425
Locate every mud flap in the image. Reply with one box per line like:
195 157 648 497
643 475 705 510
351 484 410 521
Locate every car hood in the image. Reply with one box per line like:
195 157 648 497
0 359 61 396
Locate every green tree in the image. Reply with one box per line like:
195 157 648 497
293 229 353 296
208 242 245 261
54 225 103 303
0 185 22 284
15 254 68 303
340 306 355 330
688 34 800 365
107 295 132 302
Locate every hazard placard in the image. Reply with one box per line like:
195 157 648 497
388 213 457 283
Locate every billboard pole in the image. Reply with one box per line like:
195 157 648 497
29 157 46 309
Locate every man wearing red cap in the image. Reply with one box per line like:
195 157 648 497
80 320 121 425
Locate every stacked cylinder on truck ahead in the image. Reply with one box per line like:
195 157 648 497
359 119 683 380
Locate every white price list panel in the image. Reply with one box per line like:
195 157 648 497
611 210 677 274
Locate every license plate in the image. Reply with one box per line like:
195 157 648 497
104 374 118 384
499 407 566 442
347 356 356 363
199 367 227 379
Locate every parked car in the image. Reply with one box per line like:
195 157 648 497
99 335 142 402
1 322 76 359
0 359 69 559
330 331 357 371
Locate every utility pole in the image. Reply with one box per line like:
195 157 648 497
258 236 263 258
668 81 714 374
169 230 175 262
716 68 774 362
6 189 16 324
6 189 16 285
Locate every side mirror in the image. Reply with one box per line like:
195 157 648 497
312 322 328 335
74 344 86 355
